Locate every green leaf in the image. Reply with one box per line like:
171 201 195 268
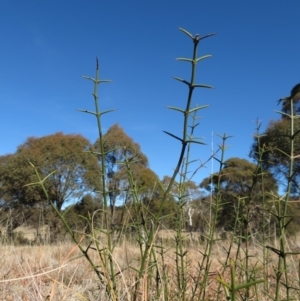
97 79 112 84
283 217 293 229
213 157 222 164
182 250 188 256
199 32 217 41
286 251 300 256
82 76 96 82
82 76 112 84
293 129 300 138
186 140 206 145
189 122 200 128
192 84 214 89
77 109 98 116
157 213 175 221
173 76 190 86
167 106 185 114
189 105 209 114
24 168 56 187
275 147 290 158
188 135 205 141
163 131 183 142
265 246 284 258
216 133 234 140
178 27 194 39
187 159 199 164
100 109 116 116
274 110 291 118
235 279 265 291
216 277 231 290
176 57 193 63
196 54 212 62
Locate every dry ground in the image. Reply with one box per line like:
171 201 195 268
1 231 300 300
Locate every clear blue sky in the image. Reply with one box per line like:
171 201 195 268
1 1 299 185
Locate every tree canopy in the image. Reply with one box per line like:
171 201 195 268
250 83 300 196
0 132 101 211
278 83 300 117
250 119 300 193
200 157 278 228
94 124 155 224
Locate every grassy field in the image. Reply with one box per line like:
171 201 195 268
1 28 300 301
1 230 300 301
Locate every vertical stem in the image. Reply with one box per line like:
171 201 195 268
275 98 294 301
163 36 200 200
199 134 229 301
281 98 294 299
95 60 115 286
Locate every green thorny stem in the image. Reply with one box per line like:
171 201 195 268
160 28 215 299
198 133 231 301
122 155 156 301
249 121 270 294
217 259 264 301
174 109 200 301
161 28 215 209
24 164 112 290
204 124 267 301
235 122 267 301
215 124 267 301
272 97 298 301
26 60 119 300
80 58 118 297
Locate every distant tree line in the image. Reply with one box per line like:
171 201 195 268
1 84 300 242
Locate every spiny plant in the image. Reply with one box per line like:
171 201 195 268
21 27 300 301
162 28 215 301
24 27 216 300
265 92 300 301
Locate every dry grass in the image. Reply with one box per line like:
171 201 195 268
1 232 300 301
0 243 100 300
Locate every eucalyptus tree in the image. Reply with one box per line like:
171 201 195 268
200 157 277 229
278 83 300 118
250 83 300 196
0 132 101 212
94 123 156 224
